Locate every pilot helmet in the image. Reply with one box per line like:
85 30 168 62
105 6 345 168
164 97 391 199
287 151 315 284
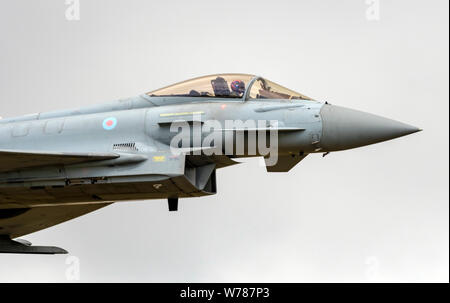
230 80 245 94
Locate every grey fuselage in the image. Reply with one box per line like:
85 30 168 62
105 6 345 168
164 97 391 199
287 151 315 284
0 95 324 209
0 73 422 252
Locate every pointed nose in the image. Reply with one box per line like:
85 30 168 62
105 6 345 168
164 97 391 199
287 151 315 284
319 104 421 151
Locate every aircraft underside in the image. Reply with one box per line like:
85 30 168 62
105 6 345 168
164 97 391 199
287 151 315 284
0 172 217 209
0 167 218 254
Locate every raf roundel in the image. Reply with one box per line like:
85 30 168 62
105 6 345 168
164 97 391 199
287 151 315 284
102 117 117 130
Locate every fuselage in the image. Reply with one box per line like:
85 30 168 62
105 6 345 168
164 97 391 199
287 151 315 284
0 73 421 249
0 95 324 153
0 73 420 210
0 95 324 209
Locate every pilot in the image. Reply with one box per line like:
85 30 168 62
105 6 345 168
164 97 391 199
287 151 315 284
230 80 245 97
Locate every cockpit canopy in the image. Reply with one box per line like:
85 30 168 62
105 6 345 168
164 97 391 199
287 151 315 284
147 74 314 101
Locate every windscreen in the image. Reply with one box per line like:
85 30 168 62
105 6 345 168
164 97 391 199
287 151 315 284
248 78 314 101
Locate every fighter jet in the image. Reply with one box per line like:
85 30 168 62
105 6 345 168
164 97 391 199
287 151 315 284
0 74 420 254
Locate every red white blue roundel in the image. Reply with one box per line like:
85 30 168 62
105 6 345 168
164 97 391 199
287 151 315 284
103 117 117 130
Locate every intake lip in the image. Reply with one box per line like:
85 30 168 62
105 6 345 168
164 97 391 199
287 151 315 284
319 104 421 152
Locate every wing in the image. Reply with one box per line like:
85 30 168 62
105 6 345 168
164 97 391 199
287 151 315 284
0 149 119 173
0 203 112 239
265 154 308 172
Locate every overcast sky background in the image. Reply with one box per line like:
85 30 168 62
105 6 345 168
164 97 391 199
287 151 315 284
0 0 448 282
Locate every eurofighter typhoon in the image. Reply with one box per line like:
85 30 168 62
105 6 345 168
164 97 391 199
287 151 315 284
0 74 420 254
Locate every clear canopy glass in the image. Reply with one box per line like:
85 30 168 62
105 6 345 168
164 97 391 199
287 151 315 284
248 78 313 101
148 74 254 98
147 74 314 101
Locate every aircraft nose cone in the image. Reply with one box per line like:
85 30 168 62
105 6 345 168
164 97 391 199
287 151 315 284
319 104 421 151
